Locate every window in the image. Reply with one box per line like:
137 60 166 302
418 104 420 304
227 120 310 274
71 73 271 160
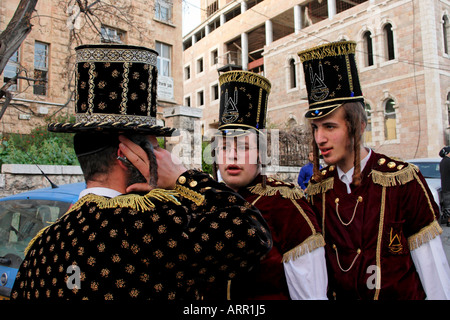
184 65 191 80
447 92 450 126
211 49 218 66
443 15 450 55
383 23 395 61
185 96 191 107
155 0 173 24
34 42 48 95
363 31 374 67
365 103 372 143
156 42 171 77
211 84 219 101
100 25 125 43
384 99 397 140
4 50 19 91
289 58 297 89
207 0 218 17
197 90 204 106
197 57 204 74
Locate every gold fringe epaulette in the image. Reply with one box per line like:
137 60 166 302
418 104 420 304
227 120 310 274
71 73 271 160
282 233 326 262
370 164 417 187
24 189 181 256
70 189 181 213
174 185 205 206
305 177 334 196
408 220 443 251
248 183 305 200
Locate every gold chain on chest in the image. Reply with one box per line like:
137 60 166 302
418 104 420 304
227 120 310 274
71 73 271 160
335 196 363 226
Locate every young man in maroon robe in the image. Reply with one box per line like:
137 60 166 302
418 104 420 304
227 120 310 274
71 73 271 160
299 40 450 299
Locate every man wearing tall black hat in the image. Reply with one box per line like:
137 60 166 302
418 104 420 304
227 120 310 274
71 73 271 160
299 40 450 299
11 44 272 300
209 70 327 299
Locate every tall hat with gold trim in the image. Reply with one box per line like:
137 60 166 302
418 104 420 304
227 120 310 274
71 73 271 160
298 41 364 119
48 44 175 136
217 70 271 135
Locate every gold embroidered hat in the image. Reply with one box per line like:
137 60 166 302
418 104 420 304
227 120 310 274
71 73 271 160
217 70 271 135
48 44 175 136
298 41 364 119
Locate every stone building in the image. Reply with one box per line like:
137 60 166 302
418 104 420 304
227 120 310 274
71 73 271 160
183 0 450 159
0 0 184 135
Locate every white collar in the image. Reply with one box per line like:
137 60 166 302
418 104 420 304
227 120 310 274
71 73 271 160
337 149 372 193
78 187 122 199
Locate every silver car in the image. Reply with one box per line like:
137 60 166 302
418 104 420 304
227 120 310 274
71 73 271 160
407 158 442 216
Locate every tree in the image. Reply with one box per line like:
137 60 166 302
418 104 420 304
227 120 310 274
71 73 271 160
0 0 38 120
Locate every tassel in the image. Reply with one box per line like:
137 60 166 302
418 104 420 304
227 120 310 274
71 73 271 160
408 220 443 251
370 165 417 187
248 184 305 200
306 177 334 196
282 233 326 262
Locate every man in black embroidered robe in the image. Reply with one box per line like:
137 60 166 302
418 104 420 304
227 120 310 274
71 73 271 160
11 44 272 301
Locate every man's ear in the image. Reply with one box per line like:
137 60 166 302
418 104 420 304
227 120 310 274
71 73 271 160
116 148 129 171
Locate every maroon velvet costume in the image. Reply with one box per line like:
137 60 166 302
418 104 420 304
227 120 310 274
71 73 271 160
307 151 441 300
225 174 324 300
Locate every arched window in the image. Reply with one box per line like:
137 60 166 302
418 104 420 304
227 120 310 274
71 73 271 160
384 99 397 140
383 23 395 60
289 58 297 89
443 15 450 55
363 31 374 67
365 103 372 143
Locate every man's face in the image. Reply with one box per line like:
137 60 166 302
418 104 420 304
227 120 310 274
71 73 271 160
310 107 354 172
308 151 314 162
217 133 260 192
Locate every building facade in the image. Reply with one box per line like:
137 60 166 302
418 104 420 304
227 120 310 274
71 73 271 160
183 0 450 159
0 0 183 134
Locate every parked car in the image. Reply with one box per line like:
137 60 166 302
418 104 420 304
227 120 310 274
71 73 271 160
407 158 442 217
0 182 85 299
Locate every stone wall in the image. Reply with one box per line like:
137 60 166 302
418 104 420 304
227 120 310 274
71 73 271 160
0 164 84 198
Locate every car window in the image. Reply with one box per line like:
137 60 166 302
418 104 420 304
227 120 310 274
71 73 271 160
0 200 71 260
411 162 440 179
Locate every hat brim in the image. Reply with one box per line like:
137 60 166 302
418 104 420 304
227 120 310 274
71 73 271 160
304 104 342 119
48 121 178 137
216 124 265 137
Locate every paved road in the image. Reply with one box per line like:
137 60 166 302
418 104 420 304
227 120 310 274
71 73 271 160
441 223 450 265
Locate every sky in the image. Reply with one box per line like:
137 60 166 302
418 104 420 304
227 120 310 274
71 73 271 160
182 0 201 36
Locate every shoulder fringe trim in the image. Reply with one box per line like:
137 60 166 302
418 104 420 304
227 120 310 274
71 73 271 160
174 185 205 206
408 220 443 251
370 164 417 187
24 189 181 256
306 177 334 196
282 233 325 263
248 183 305 200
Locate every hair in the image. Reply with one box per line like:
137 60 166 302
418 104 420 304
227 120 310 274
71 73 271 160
311 102 367 186
76 133 158 188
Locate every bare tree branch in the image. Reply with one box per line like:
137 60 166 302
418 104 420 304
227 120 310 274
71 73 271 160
0 0 39 74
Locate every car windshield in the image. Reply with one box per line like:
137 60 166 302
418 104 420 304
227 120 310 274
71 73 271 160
411 162 440 179
0 199 71 260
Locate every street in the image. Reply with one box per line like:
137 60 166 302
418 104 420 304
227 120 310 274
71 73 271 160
441 223 450 265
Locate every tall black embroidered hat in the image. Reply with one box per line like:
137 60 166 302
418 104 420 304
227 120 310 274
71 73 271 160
298 41 364 119
48 44 175 136
217 70 271 135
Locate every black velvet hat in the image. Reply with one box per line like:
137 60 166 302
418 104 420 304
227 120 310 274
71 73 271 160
217 71 271 135
298 41 364 119
48 44 175 136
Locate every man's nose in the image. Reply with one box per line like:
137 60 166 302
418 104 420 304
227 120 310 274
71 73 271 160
315 127 327 145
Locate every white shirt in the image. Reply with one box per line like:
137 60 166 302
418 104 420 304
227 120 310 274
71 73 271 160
78 187 122 199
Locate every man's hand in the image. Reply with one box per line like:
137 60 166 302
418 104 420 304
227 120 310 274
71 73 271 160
119 135 187 192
